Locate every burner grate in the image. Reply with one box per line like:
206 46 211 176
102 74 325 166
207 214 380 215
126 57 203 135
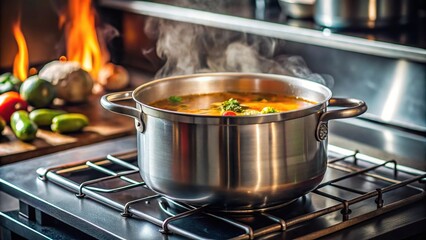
36 148 426 239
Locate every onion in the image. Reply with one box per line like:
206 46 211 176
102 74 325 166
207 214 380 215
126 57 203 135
98 63 129 91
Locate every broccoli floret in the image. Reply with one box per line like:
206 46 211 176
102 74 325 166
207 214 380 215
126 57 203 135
220 98 243 113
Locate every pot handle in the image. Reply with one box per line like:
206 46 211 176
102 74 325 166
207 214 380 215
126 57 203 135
316 98 367 141
100 91 145 132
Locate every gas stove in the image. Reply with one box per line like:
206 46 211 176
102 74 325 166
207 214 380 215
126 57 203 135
1 135 425 239
1 0 425 239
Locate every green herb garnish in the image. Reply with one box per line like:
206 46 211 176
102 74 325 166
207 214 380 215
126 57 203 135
168 96 182 104
261 107 278 114
220 98 243 113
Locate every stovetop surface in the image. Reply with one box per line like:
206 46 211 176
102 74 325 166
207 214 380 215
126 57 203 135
1 136 425 239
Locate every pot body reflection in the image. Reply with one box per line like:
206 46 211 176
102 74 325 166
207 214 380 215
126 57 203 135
137 111 327 210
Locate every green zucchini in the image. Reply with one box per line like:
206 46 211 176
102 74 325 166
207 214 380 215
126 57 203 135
51 113 89 133
10 110 38 141
29 109 67 127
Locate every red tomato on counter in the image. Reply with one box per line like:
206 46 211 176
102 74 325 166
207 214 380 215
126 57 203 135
0 91 28 123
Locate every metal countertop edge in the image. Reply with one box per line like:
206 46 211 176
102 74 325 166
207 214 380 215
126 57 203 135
0 180 126 240
99 0 426 63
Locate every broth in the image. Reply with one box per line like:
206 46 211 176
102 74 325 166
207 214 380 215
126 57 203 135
150 92 316 116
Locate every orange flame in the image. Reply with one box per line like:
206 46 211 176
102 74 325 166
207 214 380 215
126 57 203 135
12 18 29 81
64 0 102 78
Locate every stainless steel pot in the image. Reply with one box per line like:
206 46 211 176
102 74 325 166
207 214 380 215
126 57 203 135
101 73 367 212
278 0 315 19
314 0 414 29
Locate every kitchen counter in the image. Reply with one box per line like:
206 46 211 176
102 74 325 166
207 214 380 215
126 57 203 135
0 93 135 165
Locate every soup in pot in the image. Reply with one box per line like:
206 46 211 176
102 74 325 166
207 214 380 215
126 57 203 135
150 92 316 116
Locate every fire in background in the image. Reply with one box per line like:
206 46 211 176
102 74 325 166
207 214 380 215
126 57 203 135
12 16 28 81
59 0 106 79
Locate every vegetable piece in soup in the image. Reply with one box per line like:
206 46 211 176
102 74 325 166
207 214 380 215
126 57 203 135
149 92 316 116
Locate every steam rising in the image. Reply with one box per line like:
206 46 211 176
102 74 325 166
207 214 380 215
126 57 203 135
145 18 333 87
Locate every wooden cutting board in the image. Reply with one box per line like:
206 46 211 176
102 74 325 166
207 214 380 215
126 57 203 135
0 92 136 165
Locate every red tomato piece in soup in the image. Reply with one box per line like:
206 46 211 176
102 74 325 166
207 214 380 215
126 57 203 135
222 111 237 116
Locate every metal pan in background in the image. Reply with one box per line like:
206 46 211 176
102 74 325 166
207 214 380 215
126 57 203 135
278 0 315 19
314 0 415 29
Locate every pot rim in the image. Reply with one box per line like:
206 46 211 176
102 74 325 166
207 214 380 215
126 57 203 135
132 72 332 125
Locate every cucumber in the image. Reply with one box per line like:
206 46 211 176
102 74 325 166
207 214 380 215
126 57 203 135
29 109 67 127
10 110 38 141
51 113 89 133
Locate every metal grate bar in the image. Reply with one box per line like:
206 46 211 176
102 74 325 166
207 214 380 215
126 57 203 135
313 189 348 203
381 173 425 193
159 198 255 239
329 163 401 185
316 160 397 188
160 205 208 234
85 161 141 185
107 153 139 170
164 198 196 211
328 151 358 164
280 169 425 230
261 213 286 231
84 182 145 194
347 173 426 206
205 213 254 239
122 194 161 217
75 169 140 197
293 191 425 240
253 213 287 238
329 183 367 194
68 153 147 196
286 203 344 227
